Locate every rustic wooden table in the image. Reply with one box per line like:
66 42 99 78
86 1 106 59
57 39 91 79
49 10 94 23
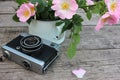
0 1 120 80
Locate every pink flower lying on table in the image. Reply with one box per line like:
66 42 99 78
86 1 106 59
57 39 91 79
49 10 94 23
51 0 78 19
16 3 36 22
95 12 119 31
72 68 86 78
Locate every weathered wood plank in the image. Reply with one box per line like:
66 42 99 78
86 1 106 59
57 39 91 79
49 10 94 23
0 7 15 14
0 1 17 14
0 15 27 27
0 26 120 80
0 14 100 27
53 49 120 80
62 25 120 51
0 25 120 50
1 49 120 80
0 1 17 8
0 1 120 80
1 49 120 69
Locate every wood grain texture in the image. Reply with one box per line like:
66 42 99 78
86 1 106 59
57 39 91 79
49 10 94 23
1 49 120 80
0 1 17 14
0 26 120 80
0 1 120 80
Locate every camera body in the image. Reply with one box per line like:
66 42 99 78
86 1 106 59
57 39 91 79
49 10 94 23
1 33 60 74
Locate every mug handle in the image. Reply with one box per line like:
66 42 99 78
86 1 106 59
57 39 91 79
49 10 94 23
56 23 65 40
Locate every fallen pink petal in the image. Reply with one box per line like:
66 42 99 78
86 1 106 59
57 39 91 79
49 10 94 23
72 68 86 78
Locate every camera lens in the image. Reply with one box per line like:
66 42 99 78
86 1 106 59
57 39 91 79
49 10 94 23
24 36 40 47
20 35 42 54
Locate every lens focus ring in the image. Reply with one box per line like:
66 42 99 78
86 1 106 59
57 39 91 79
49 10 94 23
20 35 42 54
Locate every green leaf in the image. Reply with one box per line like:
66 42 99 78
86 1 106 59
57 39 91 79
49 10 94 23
12 14 20 22
56 21 64 26
77 0 87 8
40 11 49 19
99 2 108 15
30 0 42 4
30 0 48 7
61 20 72 33
67 34 81 59
16 0 28 5
73 24 82 34
67 42 76 59
49 11 58 20
72 34 80 45
42 0 48 7
89 5 100 13
37 5 45 13
86 11 92 20
72 14 83 33
73 14 83 26
47 0 52 9
27 17 34 24
27 19 31 24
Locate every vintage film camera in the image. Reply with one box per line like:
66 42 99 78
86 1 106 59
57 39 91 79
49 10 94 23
1 33 60 74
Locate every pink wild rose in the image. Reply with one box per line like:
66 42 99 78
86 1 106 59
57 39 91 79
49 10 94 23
86 0 94 5
27 2 36 16
105 0 120 16
16 3 31 22
51 0 78 19
95 12 119 31
105 0 109 4
16 2 36 22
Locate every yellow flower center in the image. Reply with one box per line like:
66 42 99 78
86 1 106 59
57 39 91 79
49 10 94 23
23 10 30 17
61 2 69 10
110 2 117 11
102 16 111 23
102 18 108 23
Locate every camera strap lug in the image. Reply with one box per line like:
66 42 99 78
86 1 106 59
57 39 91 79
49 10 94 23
0 55 6 62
